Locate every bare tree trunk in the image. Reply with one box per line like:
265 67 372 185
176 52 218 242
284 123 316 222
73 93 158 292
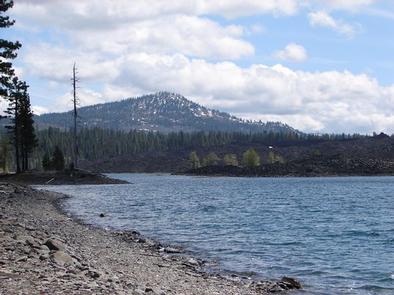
72 63 79 170
14 100 20 173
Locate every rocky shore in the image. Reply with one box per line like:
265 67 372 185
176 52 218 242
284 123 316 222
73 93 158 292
0 170 128 185
0 183 301 294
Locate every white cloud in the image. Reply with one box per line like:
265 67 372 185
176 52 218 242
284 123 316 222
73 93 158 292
10 0 394 134
72 15 254 60
32 106 49 115
308 11 357 37
27 45 394 133
14 0 300 25
311 0 377 12
274 43 308 62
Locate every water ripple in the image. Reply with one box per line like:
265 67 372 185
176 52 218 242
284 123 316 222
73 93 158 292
38 174 394 294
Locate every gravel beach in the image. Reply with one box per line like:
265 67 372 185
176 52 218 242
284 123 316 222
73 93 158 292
0 182 301 294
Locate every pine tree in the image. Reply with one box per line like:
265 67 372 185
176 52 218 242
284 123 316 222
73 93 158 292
42 153 51 171
19 89 37 171
52 146 65 171
0 0 21 102
5 77 26 173
0 135 10 172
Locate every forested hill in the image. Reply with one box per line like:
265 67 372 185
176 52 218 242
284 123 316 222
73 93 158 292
35 92 298 134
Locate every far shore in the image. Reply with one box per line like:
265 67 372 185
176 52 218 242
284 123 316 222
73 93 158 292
0 180 302 294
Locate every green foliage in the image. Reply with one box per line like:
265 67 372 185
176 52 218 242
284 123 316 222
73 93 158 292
267 151 285 164
34 128 367 170
243 148 260 167
189 151 200 169
223 154 238 166
1 0 21 99
202 152 220 166
1 2 35 173
5 77 36 172
52 146 65 171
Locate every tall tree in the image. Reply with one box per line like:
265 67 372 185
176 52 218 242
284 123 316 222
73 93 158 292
0 0 21 102
71 63 79 170
19 88 37 171
42 152 51 171
5 77 25 172
52 146 65 171
0 134 10 172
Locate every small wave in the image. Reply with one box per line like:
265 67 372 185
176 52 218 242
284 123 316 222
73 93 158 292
355 284 394 291
266 241 304 246
201 205 217 212
345 230 380 237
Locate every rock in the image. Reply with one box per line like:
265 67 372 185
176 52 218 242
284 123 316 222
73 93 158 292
278 277 302 290
16 256 28 262
99 213 105 218
51 251 74 266
39 253 49 260
25 236 40 248
164 247 182 254
39 245 50 253
86 269 100 279
44 238 66 251
144 287 154 293
187 258 199 266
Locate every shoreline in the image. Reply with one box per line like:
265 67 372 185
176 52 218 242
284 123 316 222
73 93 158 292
0 182 301 294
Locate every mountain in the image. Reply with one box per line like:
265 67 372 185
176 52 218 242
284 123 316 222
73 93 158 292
35 92 298 134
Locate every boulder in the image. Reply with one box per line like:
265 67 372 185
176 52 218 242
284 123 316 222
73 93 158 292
51 251 74 266
44 238 66 251
278 277 302 290
164 247 182 254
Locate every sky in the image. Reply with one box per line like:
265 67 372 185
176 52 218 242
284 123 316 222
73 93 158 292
3 0 394 134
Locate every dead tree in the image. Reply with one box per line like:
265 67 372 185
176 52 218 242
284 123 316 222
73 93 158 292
71 63 79 170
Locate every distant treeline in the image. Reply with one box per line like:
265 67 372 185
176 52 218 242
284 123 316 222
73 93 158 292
34 127 369 166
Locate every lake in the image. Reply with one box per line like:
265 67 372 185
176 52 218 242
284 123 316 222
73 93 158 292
40 174 394 294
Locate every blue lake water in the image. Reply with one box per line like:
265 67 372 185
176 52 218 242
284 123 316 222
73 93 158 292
40 174 394 294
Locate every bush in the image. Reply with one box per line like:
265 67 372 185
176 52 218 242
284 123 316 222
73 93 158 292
243 148 260 167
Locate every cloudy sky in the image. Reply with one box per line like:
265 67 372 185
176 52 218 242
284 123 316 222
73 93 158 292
4 0 394 133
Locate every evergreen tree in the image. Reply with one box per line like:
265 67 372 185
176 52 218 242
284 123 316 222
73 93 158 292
189 151 200 169
242 148 260 167
202 152 220 166
42 153 51 171
0 0 21 101
223 154 238 166
0 135 10 172
5 77 26 172
19 88 37 171
52 146 65 171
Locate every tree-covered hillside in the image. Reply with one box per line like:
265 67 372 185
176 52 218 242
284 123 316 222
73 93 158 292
35 92 298 134
31 127 394 174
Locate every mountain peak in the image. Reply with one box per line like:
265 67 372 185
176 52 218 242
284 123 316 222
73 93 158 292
35 92 299 134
